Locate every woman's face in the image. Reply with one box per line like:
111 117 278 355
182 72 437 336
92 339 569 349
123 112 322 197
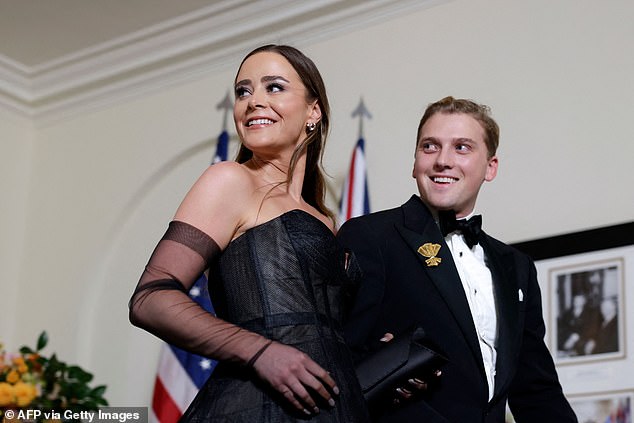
233 51 320 159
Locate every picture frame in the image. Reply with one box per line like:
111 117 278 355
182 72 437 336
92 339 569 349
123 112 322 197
505 389 633 423
568 389 633 423
549 257 624 364
511 221 634 394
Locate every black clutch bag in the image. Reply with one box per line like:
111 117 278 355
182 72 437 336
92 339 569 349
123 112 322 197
355 328 448 407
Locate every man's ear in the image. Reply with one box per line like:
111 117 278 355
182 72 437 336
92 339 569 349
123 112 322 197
485 155 498 182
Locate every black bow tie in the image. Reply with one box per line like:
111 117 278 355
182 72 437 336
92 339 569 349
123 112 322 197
438 210 482 249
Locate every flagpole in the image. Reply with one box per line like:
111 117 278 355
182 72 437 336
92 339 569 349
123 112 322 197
351 97 372 139
216 91 232 132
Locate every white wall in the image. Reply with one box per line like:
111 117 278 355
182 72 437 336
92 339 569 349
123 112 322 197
2 0 633 408
0 109 32 346
316 0 634 241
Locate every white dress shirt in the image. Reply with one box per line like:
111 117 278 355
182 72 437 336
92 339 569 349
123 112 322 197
444 218 498 401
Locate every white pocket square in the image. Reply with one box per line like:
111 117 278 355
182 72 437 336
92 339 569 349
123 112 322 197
518 289 524 302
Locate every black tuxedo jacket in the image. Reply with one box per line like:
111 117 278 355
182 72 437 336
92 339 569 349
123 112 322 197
338 195 577 423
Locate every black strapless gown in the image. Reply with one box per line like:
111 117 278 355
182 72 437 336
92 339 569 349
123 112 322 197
180 210 369 422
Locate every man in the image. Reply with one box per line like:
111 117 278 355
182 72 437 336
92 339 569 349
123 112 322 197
589 296 618 354
557 292 598 357
338 97 577 422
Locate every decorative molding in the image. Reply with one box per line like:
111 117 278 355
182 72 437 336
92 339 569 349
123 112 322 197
0 0 446 125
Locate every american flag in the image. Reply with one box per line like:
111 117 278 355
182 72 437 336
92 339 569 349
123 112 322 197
150 129 228 423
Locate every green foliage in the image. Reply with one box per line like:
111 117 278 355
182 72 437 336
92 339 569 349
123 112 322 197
6 331 108 414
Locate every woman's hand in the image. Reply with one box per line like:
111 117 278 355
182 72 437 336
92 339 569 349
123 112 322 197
251 342 339 415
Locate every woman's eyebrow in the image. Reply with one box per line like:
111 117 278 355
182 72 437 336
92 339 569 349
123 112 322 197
261 75 290 83
235 75 289 86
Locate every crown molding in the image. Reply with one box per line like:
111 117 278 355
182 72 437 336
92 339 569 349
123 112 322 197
0 0 446 125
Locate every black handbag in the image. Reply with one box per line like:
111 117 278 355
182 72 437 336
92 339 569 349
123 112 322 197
355 328 448 407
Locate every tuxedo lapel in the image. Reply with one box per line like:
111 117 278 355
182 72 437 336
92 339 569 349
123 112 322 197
395 196 483 365
479 234 521 400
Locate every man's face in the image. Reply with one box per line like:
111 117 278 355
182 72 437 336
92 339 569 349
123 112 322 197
573 294 587 310
412 112 498 218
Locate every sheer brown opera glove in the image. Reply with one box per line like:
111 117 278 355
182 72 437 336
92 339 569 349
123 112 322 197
129 220 270 365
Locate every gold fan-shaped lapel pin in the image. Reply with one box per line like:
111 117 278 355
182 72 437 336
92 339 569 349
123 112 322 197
417 243 442 267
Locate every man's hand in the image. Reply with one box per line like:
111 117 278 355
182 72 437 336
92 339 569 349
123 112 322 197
379 332 442 405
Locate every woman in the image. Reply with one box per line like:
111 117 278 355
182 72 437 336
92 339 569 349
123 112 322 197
129 45 369 422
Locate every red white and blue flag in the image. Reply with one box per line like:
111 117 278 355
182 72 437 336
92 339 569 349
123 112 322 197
150 130 229 423
339 137 370 225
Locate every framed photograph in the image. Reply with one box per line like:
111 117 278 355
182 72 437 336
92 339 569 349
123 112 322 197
568 390 633 423
550 258 624 364
511 221 634 393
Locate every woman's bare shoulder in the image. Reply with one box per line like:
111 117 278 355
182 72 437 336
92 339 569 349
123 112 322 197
198 161 252 187
173 162 256 247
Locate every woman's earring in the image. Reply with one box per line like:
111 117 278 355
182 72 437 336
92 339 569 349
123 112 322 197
306 122 316 132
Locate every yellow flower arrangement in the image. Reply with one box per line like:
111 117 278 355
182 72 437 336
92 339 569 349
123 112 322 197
0 383 15 406
0 346 40 409
0 332 107 421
